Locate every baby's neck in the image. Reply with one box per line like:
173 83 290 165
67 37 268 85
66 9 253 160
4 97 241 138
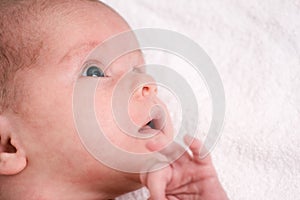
1 178 113 200
0 170 141 200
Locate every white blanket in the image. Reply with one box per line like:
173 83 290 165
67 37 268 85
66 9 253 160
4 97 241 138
100 0 300 199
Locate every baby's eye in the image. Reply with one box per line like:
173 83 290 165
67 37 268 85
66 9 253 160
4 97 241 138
82 62 105 78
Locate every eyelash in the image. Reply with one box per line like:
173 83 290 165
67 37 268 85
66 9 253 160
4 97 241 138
81 60 106 78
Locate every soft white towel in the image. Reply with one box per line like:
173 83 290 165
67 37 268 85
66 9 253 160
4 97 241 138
100 0 300 199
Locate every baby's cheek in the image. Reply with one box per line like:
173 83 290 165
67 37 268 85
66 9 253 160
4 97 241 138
128 102 147 128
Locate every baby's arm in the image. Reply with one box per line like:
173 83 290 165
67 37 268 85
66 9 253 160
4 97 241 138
140 135 228 200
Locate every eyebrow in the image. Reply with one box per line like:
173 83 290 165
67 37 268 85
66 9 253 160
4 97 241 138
58 41 100 64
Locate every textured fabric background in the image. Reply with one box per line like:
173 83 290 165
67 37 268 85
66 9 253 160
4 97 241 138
99 0 300 199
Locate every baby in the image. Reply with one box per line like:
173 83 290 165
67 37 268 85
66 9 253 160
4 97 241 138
0 0 228 199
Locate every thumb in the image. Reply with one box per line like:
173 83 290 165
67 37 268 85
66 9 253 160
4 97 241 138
141 166 171 200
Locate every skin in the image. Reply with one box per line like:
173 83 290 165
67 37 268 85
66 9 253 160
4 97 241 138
142 135 229 200
0 1 228 200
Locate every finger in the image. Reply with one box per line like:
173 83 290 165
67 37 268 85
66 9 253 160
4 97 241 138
184 134 212 164
143 167 171 200
184 135 201 156
146 138 190 164
166 196 180 200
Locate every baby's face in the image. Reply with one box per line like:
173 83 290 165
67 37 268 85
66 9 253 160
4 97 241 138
11 1 173 189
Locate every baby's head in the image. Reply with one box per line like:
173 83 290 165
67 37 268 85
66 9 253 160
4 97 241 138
0 0 173 199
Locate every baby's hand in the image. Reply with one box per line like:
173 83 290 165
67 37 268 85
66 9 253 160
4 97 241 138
140 135 228 200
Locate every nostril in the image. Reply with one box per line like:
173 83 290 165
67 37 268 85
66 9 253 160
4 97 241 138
154 87 157 93
142 86 150 96
142 84 157 97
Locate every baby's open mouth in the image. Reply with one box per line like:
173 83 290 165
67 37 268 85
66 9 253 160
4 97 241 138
138 108 166 136
146 120 155 129
139 119 159 132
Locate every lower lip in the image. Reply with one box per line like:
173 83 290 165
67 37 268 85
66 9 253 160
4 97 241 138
138 126 162 136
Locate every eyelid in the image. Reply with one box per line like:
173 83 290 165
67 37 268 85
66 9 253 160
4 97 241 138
81 59 106 76
83 59 105 70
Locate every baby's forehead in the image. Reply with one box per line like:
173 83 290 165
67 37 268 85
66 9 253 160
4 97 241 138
59 42 101 64
73 37 144 68
37 1 132 66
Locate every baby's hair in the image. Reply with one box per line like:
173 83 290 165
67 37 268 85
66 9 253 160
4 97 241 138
0 0 38 112
0 0 103 113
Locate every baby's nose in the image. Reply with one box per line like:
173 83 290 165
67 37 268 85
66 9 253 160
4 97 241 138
141 83 157 97
133 78 158 99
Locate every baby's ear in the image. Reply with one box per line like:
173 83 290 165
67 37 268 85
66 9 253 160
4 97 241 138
0 116 27 175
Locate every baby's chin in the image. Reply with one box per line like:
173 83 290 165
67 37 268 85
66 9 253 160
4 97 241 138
104 132 162 155
117 122 174 154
